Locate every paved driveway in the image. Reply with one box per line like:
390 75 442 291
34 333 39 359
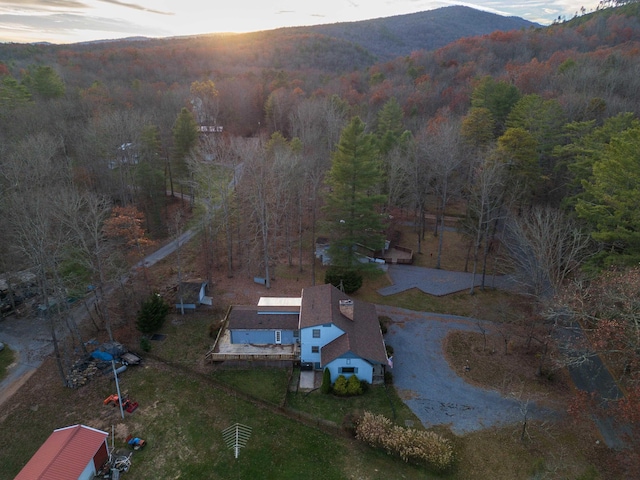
379 264 516 296
378 305 556 434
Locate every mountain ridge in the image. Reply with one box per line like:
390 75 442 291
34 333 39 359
282 6 540 60
4 5 540 66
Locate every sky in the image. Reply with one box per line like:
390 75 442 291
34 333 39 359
0 0 602 44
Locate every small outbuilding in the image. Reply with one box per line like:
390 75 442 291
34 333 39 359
175 281 212 313
15 424 109 480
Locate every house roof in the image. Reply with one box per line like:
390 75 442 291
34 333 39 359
15 424 108 480
257 297 301 307
321 333 351 365
301 284 387 366
227 305 300 330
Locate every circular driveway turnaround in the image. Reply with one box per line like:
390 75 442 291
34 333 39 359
378 305 555 434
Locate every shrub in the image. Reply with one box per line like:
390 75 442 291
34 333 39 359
359 379 369 393
321 368 332 394
355 411 392 448
136 292 170 334
346 374 363 395
384 371 394 385
333 375 349 396
355 411 454 473
140 337 151 352
324 267 363 294
379 315 392 334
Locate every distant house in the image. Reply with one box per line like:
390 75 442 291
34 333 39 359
198 125 223 133
15 424 109 480
207 284 388 384
315 234 413 267
108 142 139 170
314 237 331 266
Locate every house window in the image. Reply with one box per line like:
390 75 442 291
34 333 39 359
346 358 351 365
311 346 319 353
275 330 282 344
312 329 321 338
340 367 357 374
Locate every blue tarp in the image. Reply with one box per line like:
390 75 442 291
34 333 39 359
91 350 113 361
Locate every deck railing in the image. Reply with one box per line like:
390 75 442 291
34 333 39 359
206 352 299 362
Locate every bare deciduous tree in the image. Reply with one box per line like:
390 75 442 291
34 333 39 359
420 116 466 268
502 206 591 298
60 189 118 341
2 133 73 385
467 155 507 294
290 97 346 283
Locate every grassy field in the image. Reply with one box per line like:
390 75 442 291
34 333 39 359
0 308 609 480
0 345 15 382
0 354 445 480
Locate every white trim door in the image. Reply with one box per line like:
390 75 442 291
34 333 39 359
275 330 282 344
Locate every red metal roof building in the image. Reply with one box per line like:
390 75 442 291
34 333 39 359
15 424 109 480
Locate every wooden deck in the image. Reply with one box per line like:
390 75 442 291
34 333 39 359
206 329 299 362
383 245 414 265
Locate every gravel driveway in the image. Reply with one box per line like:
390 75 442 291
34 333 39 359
379 264 515 296
378 305 556 434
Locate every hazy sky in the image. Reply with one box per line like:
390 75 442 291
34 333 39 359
0 0 601 44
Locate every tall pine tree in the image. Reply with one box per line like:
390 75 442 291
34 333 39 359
323 117 386 269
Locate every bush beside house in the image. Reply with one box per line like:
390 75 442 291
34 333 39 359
321 368 332 394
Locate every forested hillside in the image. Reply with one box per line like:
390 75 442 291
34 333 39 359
3 4 640 475
287 5 539 60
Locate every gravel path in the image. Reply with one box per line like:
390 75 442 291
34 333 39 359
378 305 557 434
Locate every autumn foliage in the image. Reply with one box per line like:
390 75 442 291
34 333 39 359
102 205 154 250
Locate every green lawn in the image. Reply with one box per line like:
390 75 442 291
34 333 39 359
0 357 442 480
211 367 291 405
0 345 15 382
287 378 419 427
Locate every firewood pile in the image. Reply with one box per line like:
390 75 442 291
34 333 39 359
66 358 107 388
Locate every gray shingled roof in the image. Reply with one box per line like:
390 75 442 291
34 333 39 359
301 284 387 366
227 305 300 330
